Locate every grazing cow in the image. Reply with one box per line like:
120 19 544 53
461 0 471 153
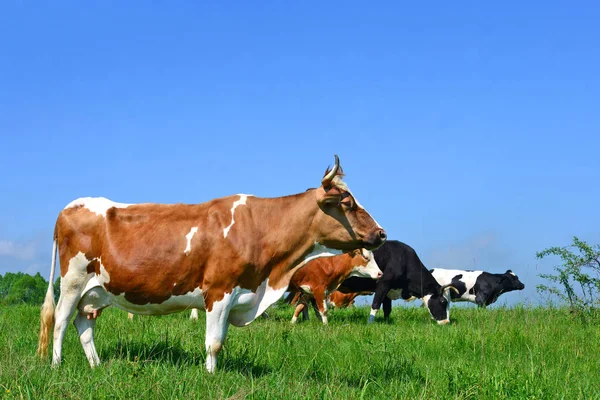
338 240 458 325
430 268 525 307
286 249 382 324
37 155 386 373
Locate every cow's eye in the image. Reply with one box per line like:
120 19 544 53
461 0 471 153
340 193 356 210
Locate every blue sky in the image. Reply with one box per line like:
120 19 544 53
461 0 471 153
1 2 599 306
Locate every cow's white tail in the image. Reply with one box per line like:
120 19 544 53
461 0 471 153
37 237 58 358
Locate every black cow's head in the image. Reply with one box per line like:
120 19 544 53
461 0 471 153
423 284 458 325
498 270 525 293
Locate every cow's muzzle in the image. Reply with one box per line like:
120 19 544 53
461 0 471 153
363 229 387 249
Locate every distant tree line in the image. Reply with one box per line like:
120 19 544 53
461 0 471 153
0 272 59 306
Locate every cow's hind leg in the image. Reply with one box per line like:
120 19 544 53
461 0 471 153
74 286 111 367
204 293 234 373
52 254 93 366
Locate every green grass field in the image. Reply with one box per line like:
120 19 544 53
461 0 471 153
0 303 598 399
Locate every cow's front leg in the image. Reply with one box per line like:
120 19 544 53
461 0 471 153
369 283 391 323
204 293 234 373
382 296 392 320
312 289 328 325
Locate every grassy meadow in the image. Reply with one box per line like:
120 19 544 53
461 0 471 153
0 303 598 399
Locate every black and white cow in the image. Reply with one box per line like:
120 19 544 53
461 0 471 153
429 269 525 307
338 240 458 325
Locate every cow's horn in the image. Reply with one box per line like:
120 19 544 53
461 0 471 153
441 284 459 295
321 154 340 187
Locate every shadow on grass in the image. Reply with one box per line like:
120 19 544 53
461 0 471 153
102 340 272 377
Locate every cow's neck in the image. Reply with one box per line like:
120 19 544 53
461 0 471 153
255 189 340 290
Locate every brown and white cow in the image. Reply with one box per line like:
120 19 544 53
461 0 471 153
286 249 381 324
37 155 386 373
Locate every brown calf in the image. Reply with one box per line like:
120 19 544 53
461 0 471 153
287 249 381 324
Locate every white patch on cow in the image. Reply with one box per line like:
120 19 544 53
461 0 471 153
297 243 344 268
387 288 403 300
227 278 287 327
98 258 110 285
430 268 483 304
368 307 378 323
184 227 198 255
509 271 516 277
348 250 381 279
300 285 313 295
223 195 249 238
53 252 96 365
320 299 328 325
205 291 235 373
65 197 131 217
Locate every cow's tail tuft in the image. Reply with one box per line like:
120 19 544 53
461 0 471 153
37 237 58 358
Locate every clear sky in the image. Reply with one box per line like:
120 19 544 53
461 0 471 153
1 2 599 306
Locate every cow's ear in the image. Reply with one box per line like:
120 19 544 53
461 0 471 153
505 269 513 274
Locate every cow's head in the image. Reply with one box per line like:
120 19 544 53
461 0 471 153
498 270 525 292
315 155 386 251
346 249 383 279
422 284 459 325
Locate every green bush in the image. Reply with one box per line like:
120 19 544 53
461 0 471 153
536 236 600 319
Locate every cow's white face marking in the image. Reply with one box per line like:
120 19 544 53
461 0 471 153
223 195 249 238
184 227 198 255
349 250 382 279
387 288 403 300
65 197 131 217
421 293 452 324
